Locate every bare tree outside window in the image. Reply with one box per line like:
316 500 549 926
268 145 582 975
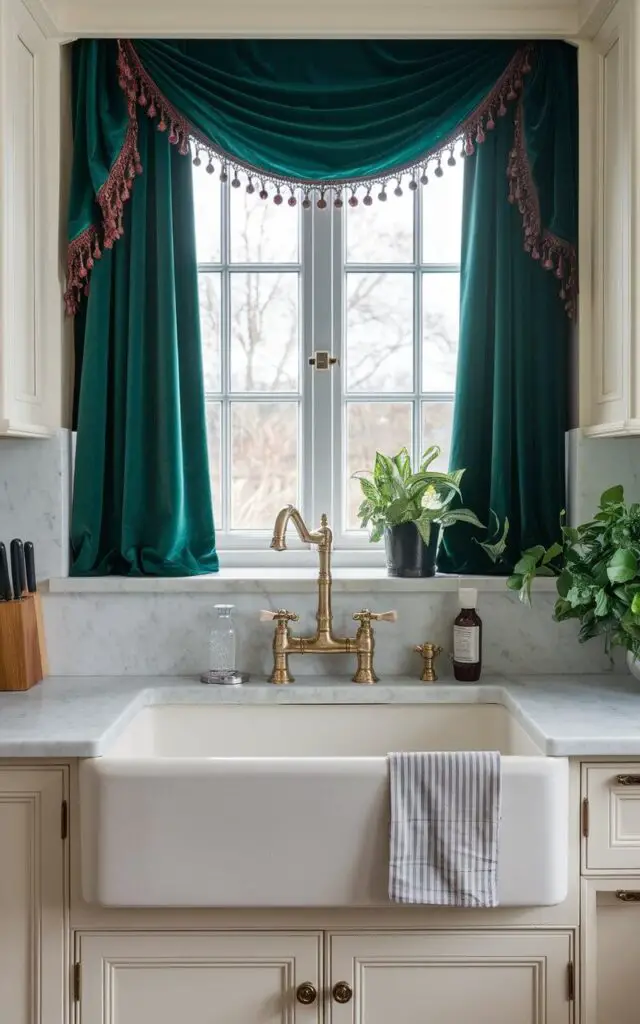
193 157 463 544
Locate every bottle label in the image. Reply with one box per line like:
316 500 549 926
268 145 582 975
453 625 480 664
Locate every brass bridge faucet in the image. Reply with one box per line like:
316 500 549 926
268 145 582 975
261 505 397 684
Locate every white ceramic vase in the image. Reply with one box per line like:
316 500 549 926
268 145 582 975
627 650 640 682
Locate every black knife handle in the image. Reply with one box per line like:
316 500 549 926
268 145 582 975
9 539 24 600
24 542 36 593
0 543 11 602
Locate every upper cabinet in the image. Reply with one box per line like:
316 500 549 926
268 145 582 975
0 0 67 436
581 0 640 436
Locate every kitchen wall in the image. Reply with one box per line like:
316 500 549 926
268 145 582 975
0 426 637 678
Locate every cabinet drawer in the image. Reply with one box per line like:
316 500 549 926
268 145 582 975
584 764 640 871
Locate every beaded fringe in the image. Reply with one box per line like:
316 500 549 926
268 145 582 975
65 118 142 315
507 101 577 318
65 40 575 319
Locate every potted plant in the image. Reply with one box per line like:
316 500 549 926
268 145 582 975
507 485 640 678
353 446 508 577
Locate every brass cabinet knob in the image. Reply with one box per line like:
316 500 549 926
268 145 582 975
296 982 318 1004
332 981 353 1003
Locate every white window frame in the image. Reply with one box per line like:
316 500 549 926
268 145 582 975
199 182 459 567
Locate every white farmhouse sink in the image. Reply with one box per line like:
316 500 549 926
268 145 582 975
80 703 568 908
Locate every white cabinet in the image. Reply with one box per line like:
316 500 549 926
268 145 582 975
327 930 574 1024
76 931 322 1024
0 765 67 1024
77 928 574 1024
581 0 640 436
582 879 640 1024
582 763 640 872
0 0 66 436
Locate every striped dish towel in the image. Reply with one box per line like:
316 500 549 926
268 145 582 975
388 750 501 907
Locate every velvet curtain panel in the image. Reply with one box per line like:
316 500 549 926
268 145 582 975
440 42 577 572
71 108 218 576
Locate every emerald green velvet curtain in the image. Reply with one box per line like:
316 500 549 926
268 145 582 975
439 42 577 573
67 37 577 576
70 108 218 575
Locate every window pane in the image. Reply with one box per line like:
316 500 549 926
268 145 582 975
192 164 221 264
205 401 222 524
346 191 414 263
230 403 299 529
346 273 413 393
422 274 460 392
230 273 299 392
230 188 299 263
422 161 464 264
198 273 221 393
421 401 454 471
345 402 412 529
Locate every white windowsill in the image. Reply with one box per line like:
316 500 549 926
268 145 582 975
44 569 558 596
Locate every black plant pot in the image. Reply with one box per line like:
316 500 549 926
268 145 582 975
384 522 440 578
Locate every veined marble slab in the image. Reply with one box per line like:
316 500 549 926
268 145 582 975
0 674 640 758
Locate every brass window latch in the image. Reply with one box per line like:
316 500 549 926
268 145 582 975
308 350 338 370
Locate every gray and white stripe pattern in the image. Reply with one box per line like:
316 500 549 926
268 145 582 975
388 750 501 907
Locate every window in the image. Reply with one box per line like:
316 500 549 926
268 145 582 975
194 160 463 560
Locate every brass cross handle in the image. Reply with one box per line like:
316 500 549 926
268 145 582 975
259 609 299 623
353 609 398 625
414 641 443 683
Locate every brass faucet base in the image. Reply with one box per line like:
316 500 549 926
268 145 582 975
265 506 397 684
353 669 379 685
414 642 443 683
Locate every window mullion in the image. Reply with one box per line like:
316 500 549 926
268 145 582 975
300 206 313 521
221 183 231 533
307 203 337 529
414 185 423 467
331 205 344 536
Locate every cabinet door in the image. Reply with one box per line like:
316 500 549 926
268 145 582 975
582 881 640 1024
0 766 66 1024
77 931 322 1024
328 930 574 1024
0 0 61 437
583 0 639 435
583 763 640 872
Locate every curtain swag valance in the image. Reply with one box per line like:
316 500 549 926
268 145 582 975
66 39 578 318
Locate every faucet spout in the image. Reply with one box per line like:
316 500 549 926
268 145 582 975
270 505 322 550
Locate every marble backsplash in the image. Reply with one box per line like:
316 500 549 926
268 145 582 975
0 429 71 579
42 586 621 678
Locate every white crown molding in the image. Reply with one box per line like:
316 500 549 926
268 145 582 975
20 0 60 37
37 0 581 40
578 0 622 37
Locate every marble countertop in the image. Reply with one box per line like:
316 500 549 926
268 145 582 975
1 673 640 758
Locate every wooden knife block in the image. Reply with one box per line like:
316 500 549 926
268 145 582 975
0 595 47 690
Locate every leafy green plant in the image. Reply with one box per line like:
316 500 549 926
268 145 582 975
507 485 640 656
352 446 508 560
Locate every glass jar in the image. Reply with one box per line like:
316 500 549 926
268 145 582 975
208 604 237 674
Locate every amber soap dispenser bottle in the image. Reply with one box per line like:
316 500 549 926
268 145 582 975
452 587 482 682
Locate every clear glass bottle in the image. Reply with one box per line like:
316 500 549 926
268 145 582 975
208 604 236 675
